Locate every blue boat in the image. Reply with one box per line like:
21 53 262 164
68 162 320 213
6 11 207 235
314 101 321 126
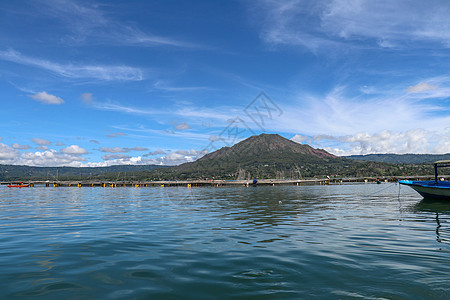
399 160 450 200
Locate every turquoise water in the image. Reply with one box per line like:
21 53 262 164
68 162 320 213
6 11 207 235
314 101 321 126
1 184 450 299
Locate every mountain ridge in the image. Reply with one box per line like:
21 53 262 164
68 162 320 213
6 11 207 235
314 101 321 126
345 153 450 164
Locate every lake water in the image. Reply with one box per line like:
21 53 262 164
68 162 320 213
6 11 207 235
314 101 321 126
1 183 450 299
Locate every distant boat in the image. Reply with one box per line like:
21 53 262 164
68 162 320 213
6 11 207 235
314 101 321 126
7 182 29 188
399 160 450 200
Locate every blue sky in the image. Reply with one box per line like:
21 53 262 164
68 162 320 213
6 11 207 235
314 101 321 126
0 0 449 167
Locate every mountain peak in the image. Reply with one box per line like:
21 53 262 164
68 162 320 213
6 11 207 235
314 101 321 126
165 133 341 179
228 133 337 159
190 133 337 172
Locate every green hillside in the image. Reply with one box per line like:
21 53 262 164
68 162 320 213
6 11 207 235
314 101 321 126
0 164 165 181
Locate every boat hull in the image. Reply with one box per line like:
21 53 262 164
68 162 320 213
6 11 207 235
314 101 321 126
7 185 29 188
399 180 450 200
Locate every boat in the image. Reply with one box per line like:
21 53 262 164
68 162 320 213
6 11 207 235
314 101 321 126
7 182 29 188
399 160 450 200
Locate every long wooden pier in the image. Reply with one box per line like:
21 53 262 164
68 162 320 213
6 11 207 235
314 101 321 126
2 175 448 188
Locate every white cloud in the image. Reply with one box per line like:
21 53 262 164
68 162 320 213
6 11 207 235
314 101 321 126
130 146 148 151
143 149 166 156
407 82 439 93
175 149 205 156
106 132 128 138
81 93 93 104
0 143 89 166
434 137 450 153
60 145 88 155
19 149 86 167
102 154 132 161
0 146 88 167
89 155 155 166
0 49 143 81
291 134 312 144
11 143 31 150
299 129 450 156
29 91 64 105
100 147 127 153
174 122 191 130
32 138 52 145
94 147 209 166
0 143 19 161
37 146 49 151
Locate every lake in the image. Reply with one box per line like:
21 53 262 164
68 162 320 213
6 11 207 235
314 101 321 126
1 183 449 299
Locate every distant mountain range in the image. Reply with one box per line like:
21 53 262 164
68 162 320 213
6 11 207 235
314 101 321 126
0 164 164 181
344 153 450 164
1 134 445 181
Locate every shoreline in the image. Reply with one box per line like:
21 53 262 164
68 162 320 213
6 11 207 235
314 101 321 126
2 175 448 188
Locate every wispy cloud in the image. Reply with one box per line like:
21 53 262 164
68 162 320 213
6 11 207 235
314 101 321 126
250 0 339 52
283 76 450 155
0 49 143 81
252 0 450 51
93 102 158 115
154 80 212 92
321 0 450 48
106 131 127 138
122 28 201 49
39 0 201 49
407 82 439 93
93 100 236 124
274 78 450 137
99 146 148 153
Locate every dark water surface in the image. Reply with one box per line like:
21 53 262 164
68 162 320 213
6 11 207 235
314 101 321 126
1 184 450 299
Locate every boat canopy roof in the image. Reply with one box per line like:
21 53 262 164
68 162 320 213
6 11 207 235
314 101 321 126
435 160 450 166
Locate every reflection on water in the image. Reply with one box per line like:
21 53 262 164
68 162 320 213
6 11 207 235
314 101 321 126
1 185 450 298
413 199 450 246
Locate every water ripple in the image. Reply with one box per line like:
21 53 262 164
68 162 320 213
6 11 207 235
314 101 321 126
1 184 450 298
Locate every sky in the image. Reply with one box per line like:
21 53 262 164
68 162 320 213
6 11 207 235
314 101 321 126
0 0 449 167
